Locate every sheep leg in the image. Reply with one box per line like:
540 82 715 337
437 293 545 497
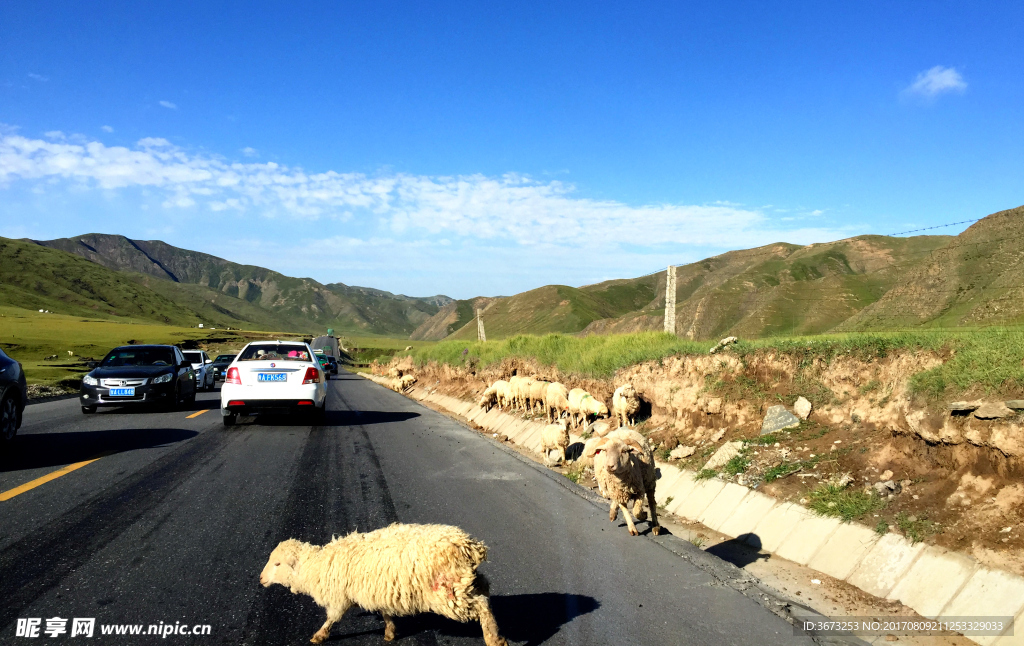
646 489 663 535
608 500 618 522
311 602 351 643
473 596 508 646
382 613 397 642
633 497 648 522
619 503 639 536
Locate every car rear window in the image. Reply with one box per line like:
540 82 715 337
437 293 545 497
213 355 235 363
237 344 311 361
183 351 204 364
101 348 175 367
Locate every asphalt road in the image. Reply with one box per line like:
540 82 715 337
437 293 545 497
0 371 814 645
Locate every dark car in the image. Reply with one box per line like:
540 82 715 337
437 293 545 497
0 347 27 443
325 355 338 376
316 354 332 379
80 345 197 414
210 354 236 382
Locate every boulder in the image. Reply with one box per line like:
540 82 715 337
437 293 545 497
760 405 800 435
669 445 696 460
948 400 982 412
1004 400 1024 411
710 428 726 442
975 402 1014 420
703 440 744 471
793 396 813 420
703 397 723 415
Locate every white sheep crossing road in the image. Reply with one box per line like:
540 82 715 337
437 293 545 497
0 372 816 645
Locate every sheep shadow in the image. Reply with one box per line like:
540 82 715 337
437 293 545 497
0 428 198 472
394 592 600 646
565 441 585 461
705 533 770 569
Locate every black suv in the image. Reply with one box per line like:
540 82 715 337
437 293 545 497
0 347 27 443
80 345 197 413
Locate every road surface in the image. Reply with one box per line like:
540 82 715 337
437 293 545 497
0 371 813 645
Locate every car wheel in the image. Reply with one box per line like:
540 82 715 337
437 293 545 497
81 405 97 415
1 395 19 441
222 413 236 427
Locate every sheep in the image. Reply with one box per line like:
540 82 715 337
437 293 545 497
568 388 609 429
612 384 641 427
477 385 500 411
400 374 417 390
388 377 404 392
260 523 507 646
491 380 513 410
583 431 661 537
539 421 570 465
585 418 614 438
510 376 535 412
528 380 551 414
543 382 570 423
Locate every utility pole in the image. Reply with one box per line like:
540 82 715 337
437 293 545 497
664 265 676 335
477 308 487 342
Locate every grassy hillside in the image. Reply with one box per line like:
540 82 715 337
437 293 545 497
34 233 451 336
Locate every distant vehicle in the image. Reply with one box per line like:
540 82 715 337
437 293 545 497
183 350 215 391
316 354 332 379
0 347 27 443
80 345 197 413
325 355 338 376
220 341 326 426
210 354 236 382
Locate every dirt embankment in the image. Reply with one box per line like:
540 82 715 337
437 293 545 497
378 350 1024 576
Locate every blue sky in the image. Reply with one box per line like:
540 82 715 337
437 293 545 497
1 1 1022 298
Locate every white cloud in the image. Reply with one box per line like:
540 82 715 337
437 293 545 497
158 100 178 109
27 73 49 82
101 125 114 133
241 147 258 158
0 130 854 271
43 131 65 140
903 66 967 99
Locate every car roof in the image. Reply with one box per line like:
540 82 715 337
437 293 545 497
246 340 308 345
110 345 176 351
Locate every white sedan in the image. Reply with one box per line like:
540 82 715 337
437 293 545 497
220 341 327 426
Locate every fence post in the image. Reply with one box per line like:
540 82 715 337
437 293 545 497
477 308 487 342
664 265 676 335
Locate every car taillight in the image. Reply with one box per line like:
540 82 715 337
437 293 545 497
227 400 246 407
297 400 314 406
302 367 320 384
226 367 241 385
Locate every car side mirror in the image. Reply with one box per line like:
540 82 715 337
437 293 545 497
205 359 213 364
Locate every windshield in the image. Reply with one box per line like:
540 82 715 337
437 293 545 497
101 348 175 367
213 355 235 364
183 351 204 364
237 344 310 362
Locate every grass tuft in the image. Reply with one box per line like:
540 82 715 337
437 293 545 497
695 468 718 481
808 483 886 522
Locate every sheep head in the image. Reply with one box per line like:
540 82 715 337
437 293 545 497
260 539 304 590
593 438 639 477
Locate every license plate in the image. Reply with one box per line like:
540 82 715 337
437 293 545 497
109 387 135 397
257 373 287 382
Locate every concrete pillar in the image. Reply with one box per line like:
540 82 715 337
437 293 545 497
477 309 486 342
664 265 676 335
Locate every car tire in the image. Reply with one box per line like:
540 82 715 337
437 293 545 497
222 413 236 427
81 405 97 415
1 394 19 441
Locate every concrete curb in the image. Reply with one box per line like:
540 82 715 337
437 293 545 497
360 376 1024 644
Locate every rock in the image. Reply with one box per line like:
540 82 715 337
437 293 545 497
710 428 726 442
760 405 800 435
879 469 893 481
702 441 744 471
975 402 1014 420
948 400 982 412
872 480 901 495
669 445 696 460
793 396 812 420
703 397 723 415
1006 400 1024 411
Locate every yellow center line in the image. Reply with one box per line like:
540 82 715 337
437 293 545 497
186 409 211 419
0 453 111 502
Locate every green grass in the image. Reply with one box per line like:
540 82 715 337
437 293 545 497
722 454 751 476
875 519 889 535
763 462 802 482
808 483 886 522
895 513 936 544
564 462 586 484
695 468 718 480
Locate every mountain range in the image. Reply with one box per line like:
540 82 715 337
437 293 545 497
4 204 1022 339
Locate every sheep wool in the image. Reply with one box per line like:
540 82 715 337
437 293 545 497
583 432 661 537
260 523 507 646
540 422 570 464
543 383 570 423
612 384 641 427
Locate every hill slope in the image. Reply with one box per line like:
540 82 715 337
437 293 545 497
34 234 451 335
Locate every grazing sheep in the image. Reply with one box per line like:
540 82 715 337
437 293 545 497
491 380 513 410
612 384 641 427
539 421 570 465
477 385 500 411
528 380 551 414
260 523 507 646
543 382 570 423
569 389 609 429
583 432 661 536
388 377 404 392
567 388 589 428
400 375 417 390
510 376 535 412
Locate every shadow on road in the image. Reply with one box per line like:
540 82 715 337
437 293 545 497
239 410 421 428
0 428 198 473
705 533 770 569
395 592 600 646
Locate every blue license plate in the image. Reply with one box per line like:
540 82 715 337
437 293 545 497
109 387 135 397
257 373 287 382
